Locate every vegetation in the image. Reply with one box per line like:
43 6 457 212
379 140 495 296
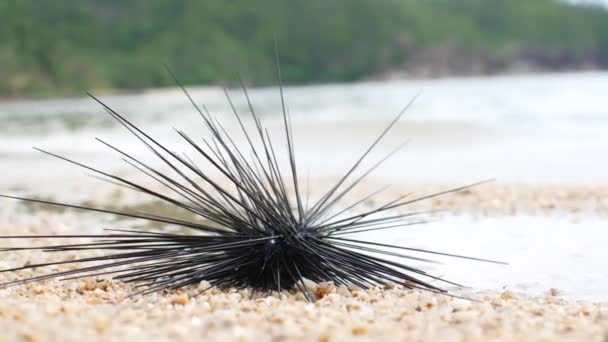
1 0 608 96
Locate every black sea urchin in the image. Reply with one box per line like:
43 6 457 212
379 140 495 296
0 64 503 301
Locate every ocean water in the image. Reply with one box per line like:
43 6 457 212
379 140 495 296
0 71 607 300
1 71 608 183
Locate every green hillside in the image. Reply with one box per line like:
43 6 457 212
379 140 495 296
1 0 607 96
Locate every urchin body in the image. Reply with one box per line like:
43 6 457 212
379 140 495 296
239 230 318 291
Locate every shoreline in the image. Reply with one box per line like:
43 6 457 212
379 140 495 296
1 69 607 104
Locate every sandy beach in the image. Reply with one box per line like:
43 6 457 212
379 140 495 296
0 278 606 341
1 179 607 341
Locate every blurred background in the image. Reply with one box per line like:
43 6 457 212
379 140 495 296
1 0 608 299
1 0 608 96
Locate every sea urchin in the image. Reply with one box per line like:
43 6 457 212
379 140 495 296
0 64 503 301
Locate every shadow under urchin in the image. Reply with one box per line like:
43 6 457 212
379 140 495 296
0 59 504 301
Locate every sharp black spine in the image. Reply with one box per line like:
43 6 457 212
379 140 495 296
0 62 504 301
